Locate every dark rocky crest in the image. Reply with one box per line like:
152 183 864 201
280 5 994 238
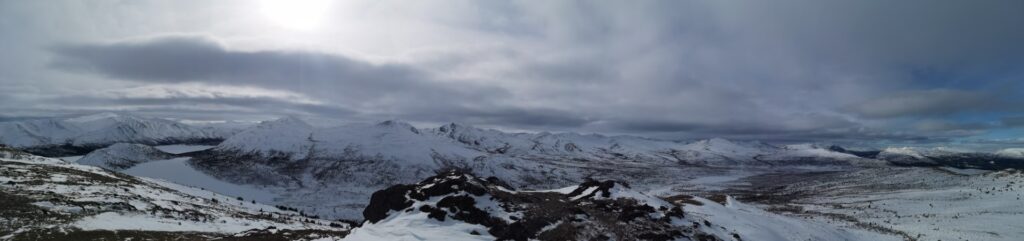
360 170 729 241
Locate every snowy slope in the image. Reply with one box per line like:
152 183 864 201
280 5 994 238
214 116 315 159
683 196 898 241
0 112 226 156
0 146 348 240
76 143 174 170
777 167 1024 241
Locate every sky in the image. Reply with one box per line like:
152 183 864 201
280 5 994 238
1 0 1023 149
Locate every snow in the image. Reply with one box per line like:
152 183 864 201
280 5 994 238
1 149 346 236
794 168 1024 241
0 112 225 148
59 155 82 162
215 116 315 159
995 148 1024 158
683 196 901 241
74 212 262 233
880 147 928 159
343 211 495 241
123 157 276 203
195 118 885 220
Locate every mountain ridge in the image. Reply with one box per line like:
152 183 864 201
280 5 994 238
0 112 233 156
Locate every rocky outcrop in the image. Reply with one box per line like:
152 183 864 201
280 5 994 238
359 170 733 241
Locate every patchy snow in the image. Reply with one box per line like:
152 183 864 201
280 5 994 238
789 167 1024 241
684 196 901 241
0 148 346 236
75 212 262 233
343 212 494 241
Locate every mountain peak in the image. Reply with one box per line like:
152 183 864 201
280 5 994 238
437 122 476 133
693 137 736 146
260 116 312 129
376 120 420 134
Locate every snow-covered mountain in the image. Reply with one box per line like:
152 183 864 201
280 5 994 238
0 146 348 240
345 170 893 241
206 118 870 168
996 148 1024 158
877 146 1024 169
76 143 175 170
0 112 228 156
184 117 880 219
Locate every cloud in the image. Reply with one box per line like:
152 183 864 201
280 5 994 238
0 0 1020 149
1001 116 1024 128
913 119 993 132
46 36 539 122
845 89 1006 118
49 36 505 104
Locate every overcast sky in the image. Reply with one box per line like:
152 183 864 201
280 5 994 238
2 0 1023 149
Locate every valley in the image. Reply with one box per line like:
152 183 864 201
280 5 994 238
1 114 1022 241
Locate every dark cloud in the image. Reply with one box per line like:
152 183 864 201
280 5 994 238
405 105 594 129
913 120 993 132
49 36 506 104
844 89 1007 118
52 95 354 118
2 0 1023 149
1001 116 1024 128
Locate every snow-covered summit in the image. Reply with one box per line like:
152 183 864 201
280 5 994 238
214 116 315 159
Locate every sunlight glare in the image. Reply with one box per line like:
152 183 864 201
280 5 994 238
260 0 331 31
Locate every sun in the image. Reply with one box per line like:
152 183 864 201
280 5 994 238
260 0 332 31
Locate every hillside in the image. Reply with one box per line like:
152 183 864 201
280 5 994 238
344 170 896 241
76 143 175 170
0 146 348 240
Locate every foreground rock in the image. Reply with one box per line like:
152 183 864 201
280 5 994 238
349 170 895 241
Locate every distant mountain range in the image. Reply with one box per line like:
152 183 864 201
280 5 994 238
5 113 1024 240
5 113 1023 220
0 113 241 156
